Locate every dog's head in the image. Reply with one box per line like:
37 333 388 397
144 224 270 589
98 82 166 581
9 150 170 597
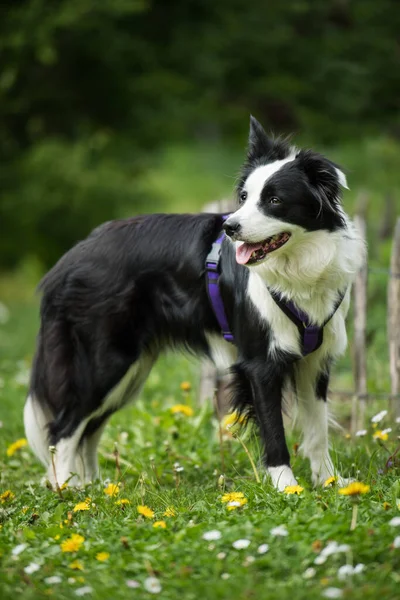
224 116 348 266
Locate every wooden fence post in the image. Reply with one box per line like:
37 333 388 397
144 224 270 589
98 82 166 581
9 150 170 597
388 218 400 417
352 215 368 432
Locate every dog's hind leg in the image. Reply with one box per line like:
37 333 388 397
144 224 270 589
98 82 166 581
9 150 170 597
47 419 92 487
74 354 157 485
75 415 110 484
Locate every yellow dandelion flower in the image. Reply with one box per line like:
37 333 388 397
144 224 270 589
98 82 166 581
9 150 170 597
6 438 28 457
137 505 154 518
21 506 29 514
180 381 191 391
373 430 389 441
96 552 110 562
338 482 370 496
226 498 248 511
284 485 304 495
221 411 246 429
104 483 120 497
60 482 68 491
153 520 167 529
170 404 194 417
54 534 60 540
115 498 130 506
323 476 337 488
221 491 246 503
0 490 15 503
163 506 176 517
73 500 90 512
60 533 85 553
69 560 84 570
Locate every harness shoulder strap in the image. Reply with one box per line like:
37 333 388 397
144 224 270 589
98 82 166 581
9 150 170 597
205 216 234 343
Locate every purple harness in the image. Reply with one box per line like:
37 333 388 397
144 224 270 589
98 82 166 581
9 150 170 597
205 219 346 356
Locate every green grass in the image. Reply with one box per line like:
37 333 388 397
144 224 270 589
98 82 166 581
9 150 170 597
1 283 400 600
0 135 399 598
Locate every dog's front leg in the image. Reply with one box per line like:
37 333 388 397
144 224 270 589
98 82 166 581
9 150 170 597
296 365 346 487
239 361 298 492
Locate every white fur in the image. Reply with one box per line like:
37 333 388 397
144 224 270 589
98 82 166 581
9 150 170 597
233 166 366 489
335 168 349 190
268 465 298 492
206 333 237 371
24 395 51 467
235 156 296 242
48 420 90 487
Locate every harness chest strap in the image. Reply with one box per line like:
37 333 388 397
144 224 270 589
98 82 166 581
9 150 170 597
205 219 346 356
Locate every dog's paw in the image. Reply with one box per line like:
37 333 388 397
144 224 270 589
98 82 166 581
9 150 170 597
268 465 299 492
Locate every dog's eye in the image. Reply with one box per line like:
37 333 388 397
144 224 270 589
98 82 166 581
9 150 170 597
239 191 247 205
269 197 281 205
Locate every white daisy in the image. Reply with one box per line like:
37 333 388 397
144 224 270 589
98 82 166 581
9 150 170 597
322 587 343 598
232 539 251 549
45 576 62 585
315 542 350 564
221 573 230 580
24 562 40 575
303 567 316 579
389 517 400 527
355 430 367 437
257 544 269 554
12 543 28 556
75 587 93 596
270 525 288 537
126 580 140 589
202 530 222 541
371 410 387 424
381 428 392 435
338 565 354 579
217 552 226 560
144 577 162 594
393 536 400 548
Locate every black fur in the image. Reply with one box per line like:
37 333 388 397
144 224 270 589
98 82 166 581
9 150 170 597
237 116 346 232
28 118 348 485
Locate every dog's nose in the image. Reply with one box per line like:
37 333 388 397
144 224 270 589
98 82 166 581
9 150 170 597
223 219 241 238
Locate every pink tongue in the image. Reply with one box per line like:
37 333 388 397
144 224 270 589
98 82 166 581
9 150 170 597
236 242 264 265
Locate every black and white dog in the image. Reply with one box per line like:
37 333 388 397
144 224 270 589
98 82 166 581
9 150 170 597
24 117 365 491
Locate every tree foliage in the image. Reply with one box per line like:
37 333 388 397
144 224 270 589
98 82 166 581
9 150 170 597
0 0 399 267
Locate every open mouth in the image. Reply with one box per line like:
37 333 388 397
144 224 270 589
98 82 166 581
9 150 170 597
235 232 291 265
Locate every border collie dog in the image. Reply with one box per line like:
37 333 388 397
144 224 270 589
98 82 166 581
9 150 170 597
25 117 365 491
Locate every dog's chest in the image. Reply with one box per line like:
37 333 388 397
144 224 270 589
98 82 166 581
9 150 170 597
246 271 347 360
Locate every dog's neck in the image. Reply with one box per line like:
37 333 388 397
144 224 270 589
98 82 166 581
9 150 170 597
250 218 365 324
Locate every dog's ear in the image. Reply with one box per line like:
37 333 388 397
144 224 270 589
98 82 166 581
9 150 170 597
248 116 292 163
248 116 274 162
332 166 349 190
296 150 347 207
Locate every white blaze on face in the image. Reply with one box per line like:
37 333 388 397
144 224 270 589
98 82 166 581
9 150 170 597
234 156 296 242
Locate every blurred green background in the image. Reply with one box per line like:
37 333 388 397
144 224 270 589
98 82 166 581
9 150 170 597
0 0 399 394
